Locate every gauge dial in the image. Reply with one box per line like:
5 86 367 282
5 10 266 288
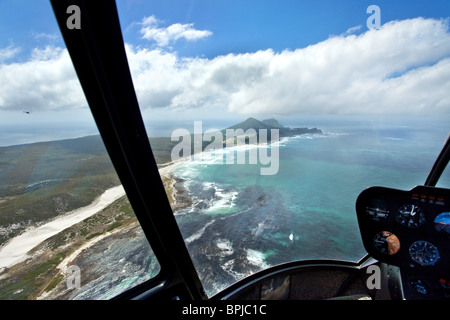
366 207 390 221
409 240 440 266
397 204 425 228
373 231 401 255
434 212 450 234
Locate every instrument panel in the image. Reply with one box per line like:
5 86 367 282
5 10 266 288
356 185 450 299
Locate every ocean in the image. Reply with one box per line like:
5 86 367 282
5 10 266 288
2 115 448 299
171 115 450 296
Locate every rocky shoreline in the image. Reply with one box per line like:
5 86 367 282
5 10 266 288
0 161 192 300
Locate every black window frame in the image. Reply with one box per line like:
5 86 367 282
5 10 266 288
51 0 207 300
50 0 450 301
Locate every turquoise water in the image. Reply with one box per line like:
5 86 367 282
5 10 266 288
173 116 449 296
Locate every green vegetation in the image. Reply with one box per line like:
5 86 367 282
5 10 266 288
225 117 322 138
0 119 320 246
42 196 135 251
0 195 138 299
107 221 122 232
161 175 175 206
0 135 120 246
149 136 179 164
0 118 321 299
0 252 65 299
44 274 64 293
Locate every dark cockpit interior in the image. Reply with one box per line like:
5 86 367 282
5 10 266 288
47 0 450 303
0 1 448 310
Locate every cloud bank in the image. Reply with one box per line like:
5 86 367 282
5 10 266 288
139 15 213 47
0 46 85 112
1 17 449 116
0 45 21 62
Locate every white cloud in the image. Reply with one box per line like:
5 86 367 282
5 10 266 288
225 18 450 115
1 17 449 118
341 25 362 36
0 47 86 111
32 32 59 41
139 15 213 47
126 18 450 115
0 45 21 62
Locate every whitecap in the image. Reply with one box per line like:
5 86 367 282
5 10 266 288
251 221 266 237
203 183 238 214
220 259 249 280
385 137 405 141
246 249 270 269
185 220 215 244
216 238 234 256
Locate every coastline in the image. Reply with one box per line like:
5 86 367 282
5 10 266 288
0 185 125 270
0 158 189 272
0 127 320 271
159 157 192 211
0 119 327 298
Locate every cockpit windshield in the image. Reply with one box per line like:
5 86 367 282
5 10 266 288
116 1 450 296
0 0 449 299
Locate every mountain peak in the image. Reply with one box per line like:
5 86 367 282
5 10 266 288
262 118 284 128
224 118 322 138
225 117 271 131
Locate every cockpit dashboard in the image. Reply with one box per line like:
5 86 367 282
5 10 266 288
356 185 450 299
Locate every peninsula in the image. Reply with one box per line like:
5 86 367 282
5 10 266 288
0 118 322 299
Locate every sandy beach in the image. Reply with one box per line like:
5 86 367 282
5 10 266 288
0 185 125 269
0 158 188 271
158 156 188 176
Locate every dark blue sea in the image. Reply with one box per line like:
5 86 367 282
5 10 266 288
12 115 445 299
171 115 450 296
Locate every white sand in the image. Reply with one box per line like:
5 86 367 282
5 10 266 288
0 185 126 270
0 158 189 271
56 229 115 272
158 157 188 177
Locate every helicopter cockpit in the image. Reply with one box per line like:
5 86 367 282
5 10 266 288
51 0 450 302
0 0 449 308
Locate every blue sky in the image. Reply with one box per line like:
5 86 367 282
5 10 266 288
2 0 450 60
117 0 450 57
0 0 450 144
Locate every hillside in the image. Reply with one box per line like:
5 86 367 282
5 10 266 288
0 136 120 245
225 117 274 131
223 117 322 139
262 118 285 128
0 118 321 246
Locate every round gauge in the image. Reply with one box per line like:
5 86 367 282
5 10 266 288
409 240 440 266
434 212 450 234
397 204 425 228
373 231 401 255
366 207 390 221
